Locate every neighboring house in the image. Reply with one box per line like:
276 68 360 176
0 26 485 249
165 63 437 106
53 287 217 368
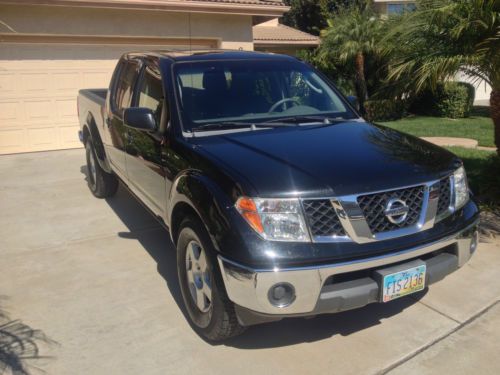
0 0 297 155
253 18 319 55
456 71 493 104
373 0 416 15
373 0 491 104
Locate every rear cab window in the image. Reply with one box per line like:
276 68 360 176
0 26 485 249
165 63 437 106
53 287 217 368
111 58 141 115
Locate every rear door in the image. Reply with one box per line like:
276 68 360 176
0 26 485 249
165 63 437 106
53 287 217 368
105 58 141 177
125 60 167 215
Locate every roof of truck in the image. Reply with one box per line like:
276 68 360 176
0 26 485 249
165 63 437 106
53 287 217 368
126 49 299 62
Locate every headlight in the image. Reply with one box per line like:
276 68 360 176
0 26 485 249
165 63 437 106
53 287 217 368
235 197 310 242
453 166 469 210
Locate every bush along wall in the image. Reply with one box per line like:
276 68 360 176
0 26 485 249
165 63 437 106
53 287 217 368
364 99 406 122
410 82 475 118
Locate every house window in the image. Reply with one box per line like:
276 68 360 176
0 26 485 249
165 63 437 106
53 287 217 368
387 3 416 14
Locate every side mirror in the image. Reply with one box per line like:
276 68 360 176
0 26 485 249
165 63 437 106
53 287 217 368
124 107 157 132
347 95 360 111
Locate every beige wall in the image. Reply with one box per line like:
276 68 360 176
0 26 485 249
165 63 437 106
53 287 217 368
0 4 255 154
0 4 254 50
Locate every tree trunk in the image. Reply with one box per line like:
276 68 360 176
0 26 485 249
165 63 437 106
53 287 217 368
354 52 368 114
491 89 500 156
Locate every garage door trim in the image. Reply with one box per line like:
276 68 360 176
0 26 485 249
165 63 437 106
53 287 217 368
0 33 220 48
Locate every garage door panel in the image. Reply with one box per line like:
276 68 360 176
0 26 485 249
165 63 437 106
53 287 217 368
21 73 51 94
83 71 113 88
0 129 25 152
55 98 77 122
0 101 21 124
27 127 56 148
53 72 82 94
0 73 17 94
25 99 54 122
59 125 81 148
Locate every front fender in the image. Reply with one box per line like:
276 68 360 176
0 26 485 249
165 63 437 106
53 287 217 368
167 171 236 254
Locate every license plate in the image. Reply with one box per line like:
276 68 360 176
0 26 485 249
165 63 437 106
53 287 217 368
382 265 426 302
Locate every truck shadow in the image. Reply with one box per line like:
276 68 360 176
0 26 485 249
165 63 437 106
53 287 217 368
226 294 426 349
86 169 428 348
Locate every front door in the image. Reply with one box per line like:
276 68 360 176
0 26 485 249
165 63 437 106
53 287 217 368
125 62 167 215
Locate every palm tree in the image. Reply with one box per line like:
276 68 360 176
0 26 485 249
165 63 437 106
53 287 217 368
386 0 500 154
318 5 385 112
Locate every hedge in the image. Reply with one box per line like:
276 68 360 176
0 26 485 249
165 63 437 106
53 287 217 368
364 99 406 122
410 81 475 118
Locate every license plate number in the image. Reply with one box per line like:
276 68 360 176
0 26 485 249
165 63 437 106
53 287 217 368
382 265 426 302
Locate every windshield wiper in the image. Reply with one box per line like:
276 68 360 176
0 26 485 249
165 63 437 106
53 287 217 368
191 121 292 132
266 115 350 125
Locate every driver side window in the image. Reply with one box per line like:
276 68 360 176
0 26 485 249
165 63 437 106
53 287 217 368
136 66 165 127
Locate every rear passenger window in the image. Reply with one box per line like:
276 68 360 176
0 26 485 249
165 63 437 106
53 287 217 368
113 60 139 113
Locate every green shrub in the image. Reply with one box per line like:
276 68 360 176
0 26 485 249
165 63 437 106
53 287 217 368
364 99 406 122
410 81 475 118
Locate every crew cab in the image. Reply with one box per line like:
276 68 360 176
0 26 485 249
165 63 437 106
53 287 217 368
77 50 479 341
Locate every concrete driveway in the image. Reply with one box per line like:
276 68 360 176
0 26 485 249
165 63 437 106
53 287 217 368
1 149 499 375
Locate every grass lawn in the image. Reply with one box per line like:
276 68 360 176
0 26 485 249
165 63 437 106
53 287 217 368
446 147 500 208
380 106 495 147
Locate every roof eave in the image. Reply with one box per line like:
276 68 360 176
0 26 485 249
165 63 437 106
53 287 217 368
0 0 290 17
254 40 320 47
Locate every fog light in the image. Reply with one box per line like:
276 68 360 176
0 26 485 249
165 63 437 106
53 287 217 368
470 231 479 253
268 283 295 308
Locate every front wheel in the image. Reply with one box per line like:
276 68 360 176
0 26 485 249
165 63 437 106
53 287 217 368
177 216 245 341
85 140 118 198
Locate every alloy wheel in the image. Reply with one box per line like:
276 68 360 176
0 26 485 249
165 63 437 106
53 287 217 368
185 241 212 313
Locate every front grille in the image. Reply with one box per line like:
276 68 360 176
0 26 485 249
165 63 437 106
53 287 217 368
302 199 346 237
437 177 451 216
357 185 425 234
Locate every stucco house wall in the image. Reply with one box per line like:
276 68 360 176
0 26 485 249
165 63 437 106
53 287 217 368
0 4 255 51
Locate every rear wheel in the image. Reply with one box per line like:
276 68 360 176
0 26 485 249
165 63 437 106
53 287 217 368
177 216 245 341
85 140 118 198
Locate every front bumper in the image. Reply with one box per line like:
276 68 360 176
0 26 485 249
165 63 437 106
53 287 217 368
218 221 479 324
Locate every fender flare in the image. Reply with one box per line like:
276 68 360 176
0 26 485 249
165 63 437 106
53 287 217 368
83 112 113 174
167 171 233 252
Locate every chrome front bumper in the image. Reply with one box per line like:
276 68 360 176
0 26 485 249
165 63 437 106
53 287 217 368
218 221 479 316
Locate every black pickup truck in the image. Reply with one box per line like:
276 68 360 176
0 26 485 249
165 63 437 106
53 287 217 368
78 50 479 341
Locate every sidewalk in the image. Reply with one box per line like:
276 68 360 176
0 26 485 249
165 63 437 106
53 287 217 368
422 136 497 152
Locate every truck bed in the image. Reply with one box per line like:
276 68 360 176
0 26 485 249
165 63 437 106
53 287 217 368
77 89 108 135
79 88 107 105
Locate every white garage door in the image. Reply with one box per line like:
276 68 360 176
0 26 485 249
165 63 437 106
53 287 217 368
0 41 213 155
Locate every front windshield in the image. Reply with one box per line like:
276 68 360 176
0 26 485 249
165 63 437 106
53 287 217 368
173 59 356 132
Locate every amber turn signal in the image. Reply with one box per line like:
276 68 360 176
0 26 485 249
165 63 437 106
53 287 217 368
236 197 264 234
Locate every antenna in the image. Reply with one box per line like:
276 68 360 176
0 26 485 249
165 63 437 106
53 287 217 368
188 12 192 53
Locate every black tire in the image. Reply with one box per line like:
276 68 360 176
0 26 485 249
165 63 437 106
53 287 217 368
177 216 245 341
85 139 118 199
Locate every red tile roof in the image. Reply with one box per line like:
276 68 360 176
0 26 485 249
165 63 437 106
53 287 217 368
253 23 319 45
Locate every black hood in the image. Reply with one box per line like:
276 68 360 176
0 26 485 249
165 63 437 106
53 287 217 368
192 122 460 198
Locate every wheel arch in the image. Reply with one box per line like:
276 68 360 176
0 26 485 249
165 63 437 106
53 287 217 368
84 112 112 173
168 172 234 253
